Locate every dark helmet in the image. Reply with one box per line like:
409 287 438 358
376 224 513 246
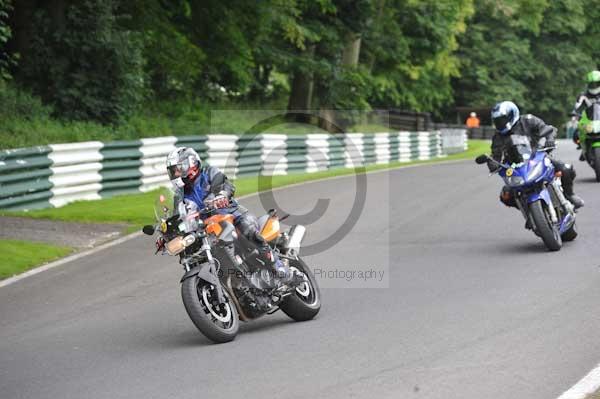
491 101 520 135
166 147 201 188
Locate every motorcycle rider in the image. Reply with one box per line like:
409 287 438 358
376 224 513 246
488 101 584 210
166 147 301 286
571 70 600 159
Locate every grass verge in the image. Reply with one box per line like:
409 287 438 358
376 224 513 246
1 139 490 229
0 240 73 279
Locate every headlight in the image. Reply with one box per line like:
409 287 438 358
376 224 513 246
527 162 544 181
165 234 196 256
507 176 525 187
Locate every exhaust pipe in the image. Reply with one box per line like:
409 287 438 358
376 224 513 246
286 225 306 254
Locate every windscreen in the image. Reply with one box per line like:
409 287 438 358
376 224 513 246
153 189 175 223
505 135 533 164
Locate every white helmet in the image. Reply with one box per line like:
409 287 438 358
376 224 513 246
491 101 520 135
166 147 201 188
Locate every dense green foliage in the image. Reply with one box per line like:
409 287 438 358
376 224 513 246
452 0 597 123
0 0 13 81
21 0 144 123
0 0 598 148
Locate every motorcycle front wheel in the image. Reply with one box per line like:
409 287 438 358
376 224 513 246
593 147 600 182
530 200 562 251
181 276 239 343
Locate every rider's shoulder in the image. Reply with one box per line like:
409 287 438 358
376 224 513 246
577 92 589 100
203 163 226 180
203 163 219 171
522 114 545 124
202 163 216 174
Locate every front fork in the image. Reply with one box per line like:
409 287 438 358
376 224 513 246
181 236 226 303
517 184 561 232
515 197 530 223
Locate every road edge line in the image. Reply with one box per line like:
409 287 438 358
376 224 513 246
557 363 600 399
0 232 143 288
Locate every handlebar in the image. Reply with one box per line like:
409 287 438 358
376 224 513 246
475 154 510 170
475 146 556 171
537 146 556 152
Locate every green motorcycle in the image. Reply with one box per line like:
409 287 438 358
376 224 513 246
577 101 600 182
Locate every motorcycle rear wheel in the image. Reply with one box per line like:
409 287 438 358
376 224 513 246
181 276 239 343
280 257 321 322
530 200 562 251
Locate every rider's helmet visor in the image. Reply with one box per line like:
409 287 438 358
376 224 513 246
167 164 182 181
493 115 511 131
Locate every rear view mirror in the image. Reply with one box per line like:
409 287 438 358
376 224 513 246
142 225 155 235
475 154 489 164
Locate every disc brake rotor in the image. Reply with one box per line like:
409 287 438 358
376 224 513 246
201 285 232 323
290 267 310 297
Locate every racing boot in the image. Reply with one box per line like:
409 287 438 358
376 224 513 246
566 193 584 209
256 246 303 288
560 164 585 210
562 182 584 209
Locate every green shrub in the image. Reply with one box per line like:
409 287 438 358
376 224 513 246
0 84 52 121
21 0 144 125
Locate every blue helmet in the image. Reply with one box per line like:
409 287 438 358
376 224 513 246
491 101 520 134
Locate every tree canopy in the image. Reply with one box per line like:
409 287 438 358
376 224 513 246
1 0 598 128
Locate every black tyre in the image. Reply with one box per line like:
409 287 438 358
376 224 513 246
181 275 239 343
530 200 562 251
280 257 321 321
561 222 578 242
593 147 600 182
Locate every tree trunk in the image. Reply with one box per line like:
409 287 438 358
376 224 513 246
318 108 343 133
288 71 314 110
48 0 67 33
367 0 386 72
8 0 38 67
341 33 361 67
287 45 315 124
316 33 361 133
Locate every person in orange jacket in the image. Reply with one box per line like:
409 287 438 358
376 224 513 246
466 112 480 128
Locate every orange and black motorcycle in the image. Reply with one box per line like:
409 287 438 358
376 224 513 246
142 193 321 343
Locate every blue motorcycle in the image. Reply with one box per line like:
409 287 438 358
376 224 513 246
475 135 577 251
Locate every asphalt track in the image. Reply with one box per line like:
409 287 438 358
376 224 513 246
1 140 599 399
